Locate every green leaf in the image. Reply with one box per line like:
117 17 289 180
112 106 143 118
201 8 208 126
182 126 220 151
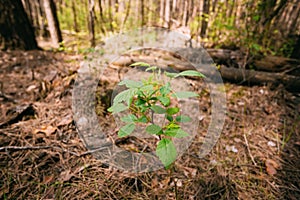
175 70 206 78
166 122 180 129
129 62 150 67
156 139 177 168
166 115 173 122
253 15 260 22
150 105 166 114
157 96 170 106
164 71 178 78
160 82 171 96
145 66 157 71
146 124 163 135
164 128 189 138
135 98 146 106
118 123 135 137
120 114 138 123
140 105 148 112
118 80 143 88
175 115 191 123
107 103 127 113
140 85 154 94
251 43 261 51
172 91 199 98
166 107 179 115
137 115 148 123
113 88 137 104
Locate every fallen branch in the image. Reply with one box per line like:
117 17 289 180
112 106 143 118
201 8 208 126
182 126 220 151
243 133 257 166
111 53 300 92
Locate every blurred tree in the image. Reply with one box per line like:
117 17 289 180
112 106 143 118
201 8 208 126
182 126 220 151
43 0 63 48
0 0 39 50
71 0 79 32
88 0 96 47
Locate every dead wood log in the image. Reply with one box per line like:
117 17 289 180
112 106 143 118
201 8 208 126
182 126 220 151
219 65 300 92
207 49 300 73
111 53 300 92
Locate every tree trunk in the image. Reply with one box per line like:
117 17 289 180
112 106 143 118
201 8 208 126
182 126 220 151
71 0 79 32
22 0 33 26
108 0 114 31
290 35 300 59
0 0 39 50
88 0 96 47
200 0 210 37
97 0 107 34
43 0 62 48
120 0 130 30
182 0 188 26
164 0 170 27
37 0 47 38
141 0 145 26
160 0 165 26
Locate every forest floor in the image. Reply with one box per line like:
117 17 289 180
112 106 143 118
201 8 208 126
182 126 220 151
0 48 300 200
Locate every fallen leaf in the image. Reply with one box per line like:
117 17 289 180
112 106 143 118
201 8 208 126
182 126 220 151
159 177 170 189
265 159 280 176
26 85 38 92
57 114 73 126
267 141 276 147
43 175 54 184
182 166 197 178
59 169 73 182
226 145 238 153
176 179 183 187
34 125 57 136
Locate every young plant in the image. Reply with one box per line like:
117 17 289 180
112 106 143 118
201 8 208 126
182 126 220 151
108 62 205 168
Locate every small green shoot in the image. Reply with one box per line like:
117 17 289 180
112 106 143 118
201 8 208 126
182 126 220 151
108 62 205 168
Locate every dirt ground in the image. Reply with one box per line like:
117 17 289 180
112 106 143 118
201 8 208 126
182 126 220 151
0 49 299 199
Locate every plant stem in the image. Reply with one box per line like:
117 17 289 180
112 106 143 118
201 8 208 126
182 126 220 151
150 109 161 140
169 164 178 200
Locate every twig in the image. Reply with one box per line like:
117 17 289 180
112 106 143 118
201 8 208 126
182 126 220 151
243 133 257 166
0 145 110 157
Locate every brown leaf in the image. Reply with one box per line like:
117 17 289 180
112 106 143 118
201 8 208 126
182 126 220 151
59 169 73 182
159 177 170 188
57 114 73 127
43 175 54 184
265 159 279 176
34 125 57 136
182 166 197 178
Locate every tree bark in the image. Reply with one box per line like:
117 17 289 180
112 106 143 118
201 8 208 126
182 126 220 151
164 0 170 27
22 0 33 26
160 0 165 26
88 0 96 47
200 0 210 37
71 0 79 32
182 0 188 26
120 0 131 30
141 0 145 26
0 0 39 50
109 49 300 92
291 35 300 59
43 0 62 48
108 0 114 31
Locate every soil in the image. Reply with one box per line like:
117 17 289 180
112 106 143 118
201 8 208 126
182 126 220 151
0 49 299 199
